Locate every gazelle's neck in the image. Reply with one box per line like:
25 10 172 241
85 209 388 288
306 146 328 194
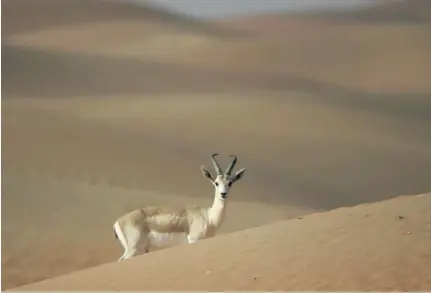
208 193 227 227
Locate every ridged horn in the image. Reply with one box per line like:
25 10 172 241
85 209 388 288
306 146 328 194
225 154 237 176
211 153 223 175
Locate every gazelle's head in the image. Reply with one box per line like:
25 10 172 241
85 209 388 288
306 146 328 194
201 153 246 201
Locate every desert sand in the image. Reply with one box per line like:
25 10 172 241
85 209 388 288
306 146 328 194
10 194 431 291
2 0 431 290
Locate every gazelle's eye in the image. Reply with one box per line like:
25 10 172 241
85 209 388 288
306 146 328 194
215 182 219 186
228 182 232 187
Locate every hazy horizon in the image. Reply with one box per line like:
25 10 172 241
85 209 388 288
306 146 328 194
117 0 379 19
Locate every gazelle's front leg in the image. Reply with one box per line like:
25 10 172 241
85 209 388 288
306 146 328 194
187 222 206 244
187 235 199 244
119 227 148 261
187 232 212 244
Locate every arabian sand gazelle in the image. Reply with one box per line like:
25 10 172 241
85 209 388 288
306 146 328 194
113 153 246 261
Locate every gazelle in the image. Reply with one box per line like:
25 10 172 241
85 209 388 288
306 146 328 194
113 153 246 261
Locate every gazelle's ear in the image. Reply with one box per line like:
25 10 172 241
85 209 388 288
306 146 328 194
232 168 246 182
201 165 214 182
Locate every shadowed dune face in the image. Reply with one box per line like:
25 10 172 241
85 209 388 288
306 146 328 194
2 0 431 290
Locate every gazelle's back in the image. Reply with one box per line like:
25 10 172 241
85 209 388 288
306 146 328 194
118 205 208 234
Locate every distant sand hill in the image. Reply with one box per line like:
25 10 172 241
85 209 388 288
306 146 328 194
1 0 230 37
307 0 431 23
2 0 431 290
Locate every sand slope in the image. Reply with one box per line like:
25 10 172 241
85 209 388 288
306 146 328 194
11 193 431 291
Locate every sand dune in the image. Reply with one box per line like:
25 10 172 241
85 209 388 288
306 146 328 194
4 96 431 209
309 0 431 23
10 193 431 291
2 0 237 64
1 0 229 37
213 1 431 92
4 0 431 94
2 0 431 290
210 22 431 92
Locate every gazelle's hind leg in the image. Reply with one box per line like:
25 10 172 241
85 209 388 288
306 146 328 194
114 221 148 261
114 221 128 261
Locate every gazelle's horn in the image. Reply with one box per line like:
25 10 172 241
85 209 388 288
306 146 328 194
225 155 237 176
211 153 223 175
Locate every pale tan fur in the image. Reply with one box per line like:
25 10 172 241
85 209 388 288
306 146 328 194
113 154 246 261
116 200 225 236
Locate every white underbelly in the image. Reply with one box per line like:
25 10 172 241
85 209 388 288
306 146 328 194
149 232 188 248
